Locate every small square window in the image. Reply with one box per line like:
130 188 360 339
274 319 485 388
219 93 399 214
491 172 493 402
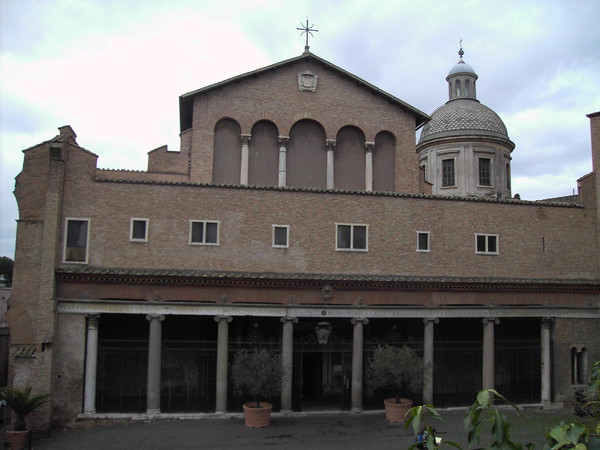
272 225 289 248
130 218 148 242
475 234 499 254
64 218 89 263
336 224 368 251
190 220 219 245
417 231 430 252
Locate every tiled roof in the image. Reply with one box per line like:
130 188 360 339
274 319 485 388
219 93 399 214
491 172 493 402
419 99 512 147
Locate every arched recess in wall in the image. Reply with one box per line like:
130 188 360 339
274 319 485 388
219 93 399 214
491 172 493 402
248 120 279 187
287 119 327 189
373 131 396 192
213 118 241 184
335 126 365 191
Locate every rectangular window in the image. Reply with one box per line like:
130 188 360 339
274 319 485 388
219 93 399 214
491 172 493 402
417 231 430 252
336 224 368 251
478 158 492 186
272 225 289 248
190 220 219 245
442 159 455 187
506 162 511 191
130 218 148 242
64 218 89 263
475 234 499 254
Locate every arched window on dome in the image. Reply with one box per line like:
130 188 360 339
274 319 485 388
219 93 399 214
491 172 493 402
465 79 470 97
455 80 461 97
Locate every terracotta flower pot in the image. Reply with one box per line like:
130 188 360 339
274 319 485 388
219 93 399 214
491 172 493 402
6 430 30 450
383 398 412 423
243 402 273 428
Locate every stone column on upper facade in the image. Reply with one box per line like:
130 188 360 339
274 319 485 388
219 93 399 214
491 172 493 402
83 314 100 414
278 136 289 187
365 142 375 192
326 139 336 189
351 317 368 412
482 318 498 391
146 314 165 414
240 134 251 185
541 317 554 404
423 318 439 405
280 317 298 413
215 315 233 413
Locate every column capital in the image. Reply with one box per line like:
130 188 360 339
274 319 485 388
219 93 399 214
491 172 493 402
280 316 299 324
86 313 100 327
215 315 233 323
146 314 165 322
541 317 555 328
351 317 369 325
482 317 499 325
326 139 336 151
241 133 252 145
365 142 375 152
278 136 290 144
423 317 439 325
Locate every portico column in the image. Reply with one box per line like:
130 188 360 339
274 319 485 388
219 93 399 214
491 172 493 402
146 314 165 414
215 316 232 413
278 136 289 187
83 314 100 414
326 139 336 189
423 318 439 404
541 317 553 404
240 134 251 185
280 317 298 413
365 142 374 192
351 317 368 412
482 318 498 391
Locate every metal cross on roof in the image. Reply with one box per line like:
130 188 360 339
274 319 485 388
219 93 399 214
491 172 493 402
297 18 318 52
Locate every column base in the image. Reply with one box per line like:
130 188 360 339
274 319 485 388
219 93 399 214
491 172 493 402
350 407 363 413
83 408 96 414
146 408 161 415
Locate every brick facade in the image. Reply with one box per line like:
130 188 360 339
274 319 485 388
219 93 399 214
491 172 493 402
6 52 600 430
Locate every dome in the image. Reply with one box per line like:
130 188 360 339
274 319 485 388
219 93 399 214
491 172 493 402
448 60 476 76
418 99 514 148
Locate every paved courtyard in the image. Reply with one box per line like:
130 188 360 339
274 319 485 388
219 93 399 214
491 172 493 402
24 406 589 449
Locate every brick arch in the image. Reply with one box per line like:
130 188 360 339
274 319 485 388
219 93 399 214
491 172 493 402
249 120 279 187
287 119 326 189
335 125 366 191
373 131 396 192
212 118 241 184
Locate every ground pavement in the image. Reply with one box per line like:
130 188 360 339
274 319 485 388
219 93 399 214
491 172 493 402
26 407 586 449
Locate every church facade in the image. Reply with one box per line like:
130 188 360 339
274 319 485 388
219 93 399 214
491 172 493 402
7 48 600 430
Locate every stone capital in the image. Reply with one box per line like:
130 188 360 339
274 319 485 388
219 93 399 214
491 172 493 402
351 317 369 325
423 317 439 325
146 314 165 322
278 136 290 145
482 317 499 325
214 315 233 323
365 142 375 152
86 314 100 329
280 316 299 324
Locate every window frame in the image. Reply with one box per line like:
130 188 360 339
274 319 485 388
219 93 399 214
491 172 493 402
416 231 431 252
130 218 149 242
475 233 499 255
63 217 90 264
189 220 220 246
477 157 493 187
441 157 456 188
272 225 289 248
335 223 369 252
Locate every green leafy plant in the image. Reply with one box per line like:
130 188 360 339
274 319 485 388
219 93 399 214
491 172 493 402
0 385 51 431
230 348 281 408
405 404 461 449
463 389 535 449
366 345 423 403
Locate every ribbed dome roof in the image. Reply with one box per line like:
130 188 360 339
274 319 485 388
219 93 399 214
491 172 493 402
418 99 513 147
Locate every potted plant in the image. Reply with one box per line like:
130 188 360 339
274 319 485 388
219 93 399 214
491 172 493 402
0 385 50 450
367 345 423 422
230 348 282 427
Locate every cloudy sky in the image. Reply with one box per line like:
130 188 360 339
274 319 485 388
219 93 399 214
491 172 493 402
1 0 599 258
